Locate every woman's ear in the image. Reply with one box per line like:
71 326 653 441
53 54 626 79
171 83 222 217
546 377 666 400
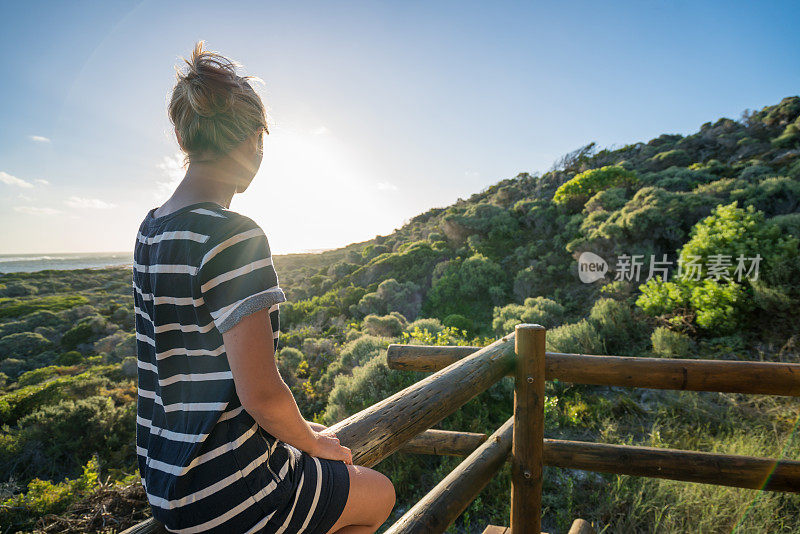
175 127 185 150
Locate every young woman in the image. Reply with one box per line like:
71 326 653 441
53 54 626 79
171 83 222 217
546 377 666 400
133 42 395 534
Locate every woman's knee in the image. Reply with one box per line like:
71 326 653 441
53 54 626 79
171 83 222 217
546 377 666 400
347 464 395 523
373 469 396 516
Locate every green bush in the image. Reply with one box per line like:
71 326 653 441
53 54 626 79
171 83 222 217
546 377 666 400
554 166 637 209
0 368 113 426
60 322 94 350
0 332 53 360
422 254 509 328
442 314 473 334
651 327 693 357
404 317 445 335
0 294 88 319
57 350 84 365
546 320 606 354
5 395 134 482
323 353 421 424
362 314 404 337
637 202 800 334
492 297 566 335
0 455 100 531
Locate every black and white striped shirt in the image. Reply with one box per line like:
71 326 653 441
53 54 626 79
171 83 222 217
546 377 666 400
133 201 299 532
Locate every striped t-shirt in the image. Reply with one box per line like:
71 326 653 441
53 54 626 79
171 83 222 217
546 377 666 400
133 201 310 532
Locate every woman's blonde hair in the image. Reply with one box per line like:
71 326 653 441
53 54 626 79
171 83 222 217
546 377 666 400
169 41 267 162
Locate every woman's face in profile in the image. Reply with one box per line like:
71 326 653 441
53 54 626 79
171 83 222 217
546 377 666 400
236 129 265 193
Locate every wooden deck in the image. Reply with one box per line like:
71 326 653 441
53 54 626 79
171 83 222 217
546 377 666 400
483 518 594 534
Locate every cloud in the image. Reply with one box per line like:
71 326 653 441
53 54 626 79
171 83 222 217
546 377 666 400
154 152 185 200
29 135 51 143
14 206 62 216
311 126 329 136
17 193 33 201
34 179 50 185
0 171 34 188
65 196 117 209
376 181 399 191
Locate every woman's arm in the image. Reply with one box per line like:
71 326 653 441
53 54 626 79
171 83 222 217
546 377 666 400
222 308 352 464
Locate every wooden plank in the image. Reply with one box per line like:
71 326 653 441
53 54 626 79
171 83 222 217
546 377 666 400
119 519 168 534
387 344 479 372
543 439 800 492
568 518 595 534
387 345 800 397
399 428 487 456
393 432 800 493
482 527 510 534
385 418 514 534
511 324 545 534
328 332 517 467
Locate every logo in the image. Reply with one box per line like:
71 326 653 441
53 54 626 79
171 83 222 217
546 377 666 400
578 252 608 283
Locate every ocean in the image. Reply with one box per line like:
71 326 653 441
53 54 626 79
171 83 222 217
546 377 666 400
0 252 133 274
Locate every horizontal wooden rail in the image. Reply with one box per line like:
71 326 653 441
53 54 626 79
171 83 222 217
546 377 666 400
399 428 487 456
398 430 800 493
385 418 514 534
544 439 800 493
387 345 800 396
326 333 516 467
388 345 480 372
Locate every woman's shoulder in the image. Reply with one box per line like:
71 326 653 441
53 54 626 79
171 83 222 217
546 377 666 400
202 207 265 243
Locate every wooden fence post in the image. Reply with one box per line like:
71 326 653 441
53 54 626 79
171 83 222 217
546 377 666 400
512 324 545 534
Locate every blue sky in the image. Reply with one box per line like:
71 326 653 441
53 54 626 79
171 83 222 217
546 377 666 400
1 0 798 254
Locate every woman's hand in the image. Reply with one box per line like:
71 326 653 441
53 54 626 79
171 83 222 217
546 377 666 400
310 431 353 465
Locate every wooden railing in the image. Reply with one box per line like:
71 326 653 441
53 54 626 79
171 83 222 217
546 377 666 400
123 324 800 534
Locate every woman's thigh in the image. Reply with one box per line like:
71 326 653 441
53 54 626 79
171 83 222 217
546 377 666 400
324 464 395 534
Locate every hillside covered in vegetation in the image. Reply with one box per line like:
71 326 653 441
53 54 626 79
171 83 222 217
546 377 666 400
1 96 799 533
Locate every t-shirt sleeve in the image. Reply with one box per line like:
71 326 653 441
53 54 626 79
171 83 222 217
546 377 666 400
197 217 287 335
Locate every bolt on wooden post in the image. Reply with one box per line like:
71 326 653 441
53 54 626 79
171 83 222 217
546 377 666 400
512 324 545 533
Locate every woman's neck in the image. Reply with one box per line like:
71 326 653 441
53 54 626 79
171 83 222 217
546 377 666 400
156 161 246 216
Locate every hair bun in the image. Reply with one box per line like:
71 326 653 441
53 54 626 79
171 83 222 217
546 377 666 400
168 41 267 158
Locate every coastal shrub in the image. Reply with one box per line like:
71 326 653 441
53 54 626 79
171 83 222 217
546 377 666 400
648 149 692 169
583 187 628 213
731 176 800 216
299 337 337 368
442 314 472 334
0 310 63 337
0 294 89 319
588 298 648 355
61 322 94 350
637 202 800 333
553 166 637 209
16 365 69 387
336 335 389 369
0 358 27 379
0 282 39 298
0 369 111 426
323 353 422 424
353 278 422 321
277 347 303 370
5 396 133 482
769 212 800 238
362 314 404 338
405 317 445 335
57 351 84 365
492 297 566 335
0 332 53 360
546 320 606 354
651 327 693 357
361 243 390 261
0 456 100 531
423 253 509 328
